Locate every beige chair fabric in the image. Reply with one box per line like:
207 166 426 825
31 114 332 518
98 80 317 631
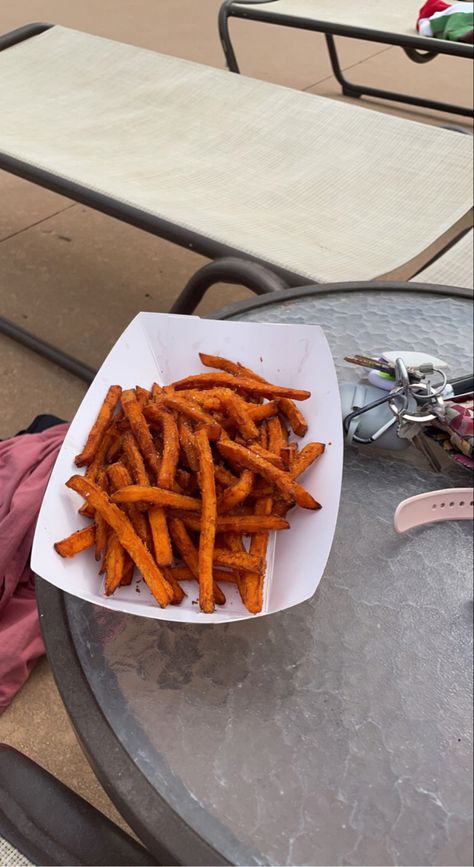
412 229 474 290
232 0 465 42
0 26 472 284
0 838 33 867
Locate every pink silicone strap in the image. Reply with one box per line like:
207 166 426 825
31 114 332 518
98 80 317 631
394 488 474 533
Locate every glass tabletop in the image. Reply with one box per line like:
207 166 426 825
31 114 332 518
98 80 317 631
63 289 473 866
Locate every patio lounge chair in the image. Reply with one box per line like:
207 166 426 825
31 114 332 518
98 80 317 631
0 23 472 376
411 228 473 290
219 0 474 117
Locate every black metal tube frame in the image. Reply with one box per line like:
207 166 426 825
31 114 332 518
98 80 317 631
207 277 473 319
219 0 474 117
35 579 234 866
1 24 471 384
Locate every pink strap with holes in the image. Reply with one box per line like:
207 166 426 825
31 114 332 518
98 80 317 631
394 488 474 533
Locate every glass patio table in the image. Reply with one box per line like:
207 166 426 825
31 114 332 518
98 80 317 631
37 283 473 866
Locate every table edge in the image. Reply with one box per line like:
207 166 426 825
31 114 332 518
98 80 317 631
35 577 233 867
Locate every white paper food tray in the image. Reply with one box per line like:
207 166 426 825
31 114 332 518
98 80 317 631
32 312 343 623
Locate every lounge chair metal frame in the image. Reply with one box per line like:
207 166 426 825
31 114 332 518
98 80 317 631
0 23 472 382
0 23 302 378
219 0 474 118
0 24 305 289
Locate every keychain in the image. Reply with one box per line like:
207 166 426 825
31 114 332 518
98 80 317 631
341 354 473 471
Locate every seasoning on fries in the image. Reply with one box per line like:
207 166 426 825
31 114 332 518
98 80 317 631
54 354 325 614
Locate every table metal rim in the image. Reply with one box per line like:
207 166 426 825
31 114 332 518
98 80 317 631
35 577 234 867
36 280 472 866
206 279 472 321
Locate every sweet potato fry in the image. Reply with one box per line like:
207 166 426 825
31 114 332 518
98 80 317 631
94 513 109 561
54 525 95 558
281 442 298 472
221 533 247 603
83 425 120 489
103 532 127 595
65 475 173 607
267 416 285 456
177 415 199 472
122 432 150 486
134 385 150 408
210 389 258 441
168 517 225 604
148 505 173 566
279 417 289 447
168 517 198 571
214 464 238 488
107 463 148 544
121 389 161 480
120 555 135 586
198 353 247 376
195 428 217 614
246 401 279 423
198 354 267 384
290 441 326 479
121 433 172 563
75 385 122 467
171 372 310 402
258 421 268 450
217 439 320 510
278 398 308 437
151 408 179 490
239 496 273 614
174 513 289 534
94 467 110 559
248 443 284 469
146 398 221 440
151 382 163 401
162 568 187 604
171 390 223 411
111 485 201 511
223 533 246 553
198 354 308 437
217 469 254 513
167 565 238 584
213 549 264 573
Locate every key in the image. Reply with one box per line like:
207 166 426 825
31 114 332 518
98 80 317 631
344 355 397 376
411 432 443 473
345 355 424 382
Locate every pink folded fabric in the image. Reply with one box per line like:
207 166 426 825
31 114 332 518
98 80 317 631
0 423 68 713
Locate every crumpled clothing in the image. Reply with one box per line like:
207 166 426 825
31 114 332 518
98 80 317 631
424 396 474 469
0 423 68 713
417 1 474 43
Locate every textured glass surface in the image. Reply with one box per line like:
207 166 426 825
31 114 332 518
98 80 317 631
66 291 473 866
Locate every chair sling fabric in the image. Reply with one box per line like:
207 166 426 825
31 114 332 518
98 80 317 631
413 229 474 289
0 25 472 284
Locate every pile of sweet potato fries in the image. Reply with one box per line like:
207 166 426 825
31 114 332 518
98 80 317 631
54 353 325 614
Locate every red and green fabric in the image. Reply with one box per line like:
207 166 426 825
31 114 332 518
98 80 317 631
418 1 474 42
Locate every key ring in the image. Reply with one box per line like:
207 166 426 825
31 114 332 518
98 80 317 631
388 370 446 425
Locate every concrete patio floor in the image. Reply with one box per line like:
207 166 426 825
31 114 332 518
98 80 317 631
0 0 472 846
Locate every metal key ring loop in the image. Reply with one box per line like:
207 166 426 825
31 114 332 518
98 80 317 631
389 386 441 424
388 390 409 419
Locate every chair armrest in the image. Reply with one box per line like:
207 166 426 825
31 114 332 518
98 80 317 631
169 256 287 315
0 745 157 866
